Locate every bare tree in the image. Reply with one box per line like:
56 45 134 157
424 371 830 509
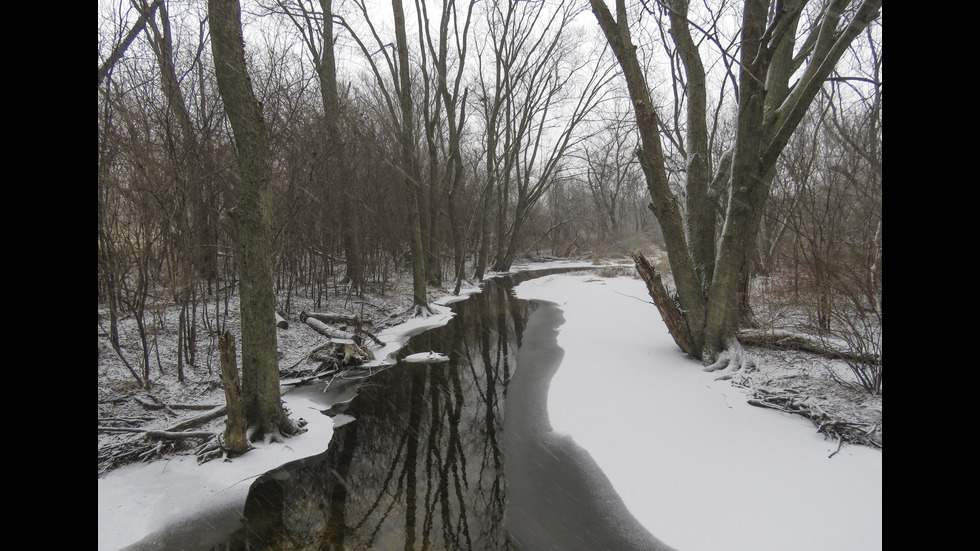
584 106 644 242
267 0 366 293
336 0 432 313
208 0 303 440
98 0 163 87
391 0 431 313
473 0 615 273
589 0 882 369
414 0 476 294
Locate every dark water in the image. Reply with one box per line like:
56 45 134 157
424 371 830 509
214 271 672 551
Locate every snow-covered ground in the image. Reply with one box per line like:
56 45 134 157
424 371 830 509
512 273 881 551
97 265 881 551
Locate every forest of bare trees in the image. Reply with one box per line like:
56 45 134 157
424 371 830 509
98 0 882 411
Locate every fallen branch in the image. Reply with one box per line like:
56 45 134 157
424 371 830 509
137 393 178 416
747 388 881 450
738 329 879 365
134 396 222 411
98 416 155 424
98 406 227 435
166 406 227 432
98 426 216 441
145 429 216 440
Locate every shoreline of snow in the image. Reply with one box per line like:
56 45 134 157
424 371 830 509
97 260 602 551
98 262 880 551
511 273 881 551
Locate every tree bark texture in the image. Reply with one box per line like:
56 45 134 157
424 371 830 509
631 252 697 357
208 0 291 435
392 0 430 310
219 331 249 455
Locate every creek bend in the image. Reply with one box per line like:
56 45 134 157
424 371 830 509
219 268 668 551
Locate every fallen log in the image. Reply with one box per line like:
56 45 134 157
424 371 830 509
144 430 216 441
300 311 362 325
738 330 880 365
166 406 227 433
134 396 223 411
275 312 289 329
299 311 385 347
302 316 358 341
100 406 227 434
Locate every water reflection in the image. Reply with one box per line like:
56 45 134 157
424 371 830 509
225 279 530 550
219 269 672 551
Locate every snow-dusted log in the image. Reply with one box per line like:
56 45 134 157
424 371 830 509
738 329 879 365
145 429 217 440
300 311 385 349
302 315 355 340
165 406 228 433
300 311 386 346
133 396 222 411
275 313 288 329
299 311 361 325
404 351 450 364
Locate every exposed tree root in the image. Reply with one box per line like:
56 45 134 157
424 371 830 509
703 341 756 381
193 435 248 464
246 415 308 445
408 303 436 318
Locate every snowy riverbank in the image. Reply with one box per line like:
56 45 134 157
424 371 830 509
98 265 881 551
512 273 881 550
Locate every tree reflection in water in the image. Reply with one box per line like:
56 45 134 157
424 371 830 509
223 278 530 550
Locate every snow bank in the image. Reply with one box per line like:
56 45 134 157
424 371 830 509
512 273 882 551
98 266 881 551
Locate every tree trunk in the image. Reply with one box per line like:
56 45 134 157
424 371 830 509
208 0 297 440
219 331 249 456
318 0 363 294
631 252 697 356
392 0 430 312
591 0 881 366
589 0 707 356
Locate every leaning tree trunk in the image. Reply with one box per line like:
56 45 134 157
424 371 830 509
208 0 299 440
631 252 697 357
219 331 248 456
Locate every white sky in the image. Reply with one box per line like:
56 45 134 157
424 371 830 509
97 263 881 551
